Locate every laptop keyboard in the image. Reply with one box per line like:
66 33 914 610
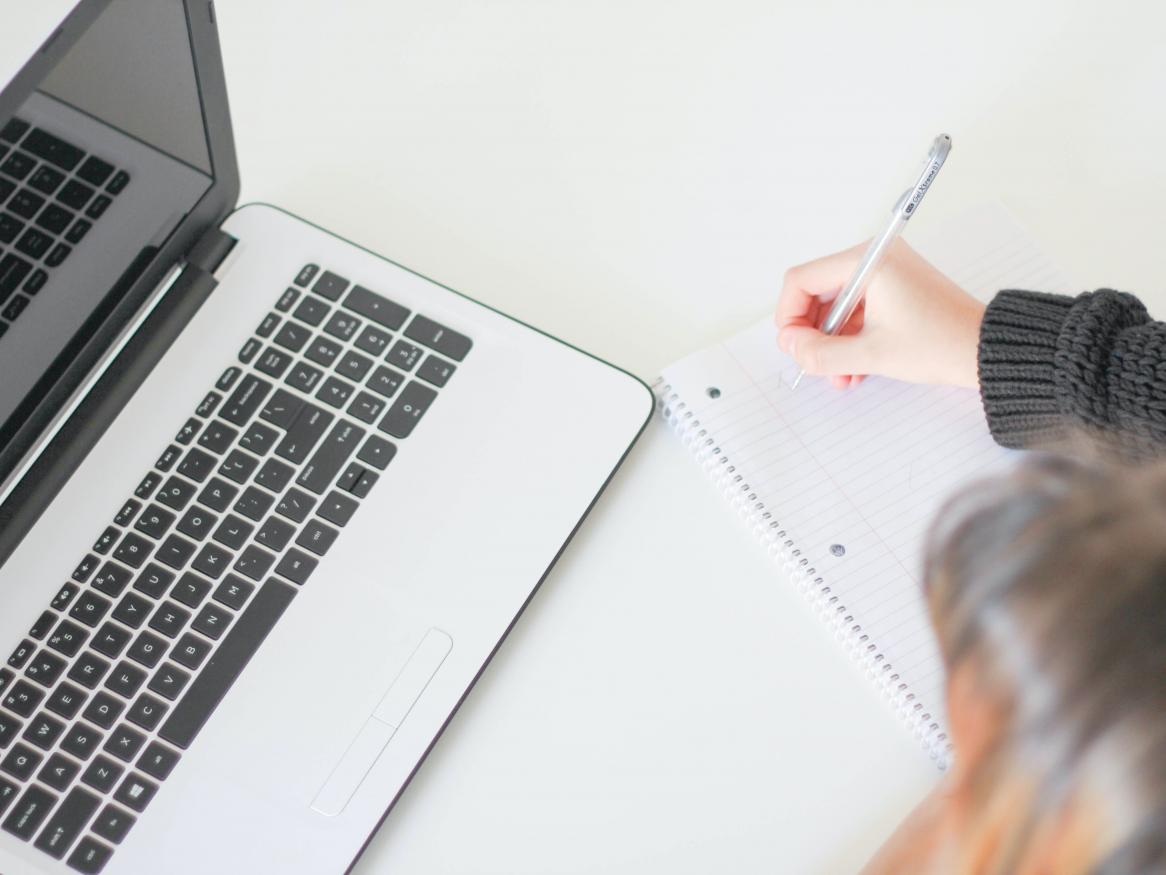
0 264 470 872
0 116 131 337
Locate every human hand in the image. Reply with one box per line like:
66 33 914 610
775 239 986 390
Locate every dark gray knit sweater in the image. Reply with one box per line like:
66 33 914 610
978 289 1166 456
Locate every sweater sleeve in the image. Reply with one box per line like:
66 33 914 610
978 289 1166 457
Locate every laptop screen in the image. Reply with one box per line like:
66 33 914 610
0 0 215 464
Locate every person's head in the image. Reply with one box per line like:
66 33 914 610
924 453 1166 875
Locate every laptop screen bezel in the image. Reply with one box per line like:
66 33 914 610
0 0 239 499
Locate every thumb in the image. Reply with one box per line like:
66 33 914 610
779 325 871 376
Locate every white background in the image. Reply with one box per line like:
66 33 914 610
217 2 1166 873
13 1 1166 872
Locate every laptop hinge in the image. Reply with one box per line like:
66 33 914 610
188 225 237 275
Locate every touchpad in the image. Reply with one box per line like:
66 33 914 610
311 628 453 817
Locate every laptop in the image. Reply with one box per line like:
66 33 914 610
0 1 652 872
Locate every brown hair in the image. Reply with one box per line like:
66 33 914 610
923 453 1166 874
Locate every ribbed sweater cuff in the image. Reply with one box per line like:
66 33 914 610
978 290 1075 448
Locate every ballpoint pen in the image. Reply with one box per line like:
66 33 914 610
790 133 952 389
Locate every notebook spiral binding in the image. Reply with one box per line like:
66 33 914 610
655 381 953 768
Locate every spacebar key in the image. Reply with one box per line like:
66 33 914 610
159 579 296 749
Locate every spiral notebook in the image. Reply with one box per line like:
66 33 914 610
656 204 1073 765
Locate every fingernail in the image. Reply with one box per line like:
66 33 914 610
778 329 793 355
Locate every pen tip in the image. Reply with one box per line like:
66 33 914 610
790 370 804 390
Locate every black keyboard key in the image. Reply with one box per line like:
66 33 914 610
218 448 259 484
148 663 190 702
0 252 32 298
113 499 142 528
61 722 103 760
133 564 175 600
323 309 361 341
45 683 87 720
354 324 392 356
196 478 238 513
274 549 317 586
47 620 88 657
275 286 299 311
233 545 275 581
296 519 339 556
312 269 349 301
159 578 295 748
285 360 324 393
357 434 397 471
175 417 201 445
304 334 343 367
211 575 254 612
29 611 55 640
137 742 179 782
239 421 279 455
177 446 218 483
92 802 135 845
91 624 131 660
92 562 132 599
35 202 73 233
172 631 214 670
51 583 80 612
69 836 115 873
1 293 30 321
404 314 472 361
22 267 47 294
0 118 27 143
72 554 100 583
274 403 333 464
65 218 91 244
176 506 217 542
23 128 84 171
1 743 43 782
155 534 196 570
171 572 212 609
0 212 23 246
233 486 275 522
366 364 405 399
105 662 147 700
111 531 152 569
254 457 294 492
297 421 366 494
337 350 374 381
134 471 161 500
77 155 114 187
195 391 222 418
9 187 45 219
317 491 359 527
260 314 281 341
379 380 438 439
35 786 99 860
126 632 167 670
275 487 315 523
81 755 123 794
292 294 330 326
0 778 14 817
387 339 423 371
114 772 157 813
196 421 238 454
417 354 456 387
0 150 35 181
25 651 67 688
191 542 231 579
2 782 55 840
134 504 176 540
104 724 146 762
70 591 112 628
15 226 51 258
86 194 112 220
255 346 293 379
148 602 190 639
211 515 253 550
111 592 153 629
22 712 64 749
287 262 318 288
68 653 110 690
343 284 410 331
157 476 197 511
57 178 94 210
82 695 124 731
316 375 355 409
37 751 80 791
255 516 295 552
273 320 310 353
0 668 11 697
0 712 20 748
191 604 231 640
259 388 304 430
238 337 261 364
220 373 272 426
106 169 131 194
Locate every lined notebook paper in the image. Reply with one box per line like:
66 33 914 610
657 204 1073 764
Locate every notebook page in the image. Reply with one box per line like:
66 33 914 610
660 203 1073 753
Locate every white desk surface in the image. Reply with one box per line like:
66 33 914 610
15 1 1166 872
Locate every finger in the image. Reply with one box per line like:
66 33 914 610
779 325 872 377
775 242 869 328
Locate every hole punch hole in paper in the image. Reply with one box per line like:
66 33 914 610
706 387 721 399
830 543 846 557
